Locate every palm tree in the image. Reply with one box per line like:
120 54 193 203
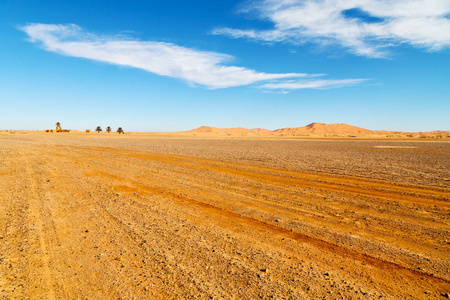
96 126 102 133
117 127 124 134
106 126 111 133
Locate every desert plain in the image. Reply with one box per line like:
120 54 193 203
0 130 449 299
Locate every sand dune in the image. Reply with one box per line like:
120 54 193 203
182 126 257 135
250 128 272 133
272 122 374 135
179 123 449 138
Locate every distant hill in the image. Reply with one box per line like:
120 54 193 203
250 128 272 133
273 122 374 135
179 123 449 138
181 126 257 135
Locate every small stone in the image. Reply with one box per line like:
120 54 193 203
443 292 450 298
275 219 280 223
260 268 268 272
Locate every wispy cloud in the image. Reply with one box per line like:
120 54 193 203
212 0 450 58
20 23 366 90
260 79 369 90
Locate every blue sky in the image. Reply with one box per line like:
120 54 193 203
1 0 449 132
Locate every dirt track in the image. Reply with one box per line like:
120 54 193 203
1 134 449 299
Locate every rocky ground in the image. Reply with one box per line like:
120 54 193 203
0 133 449 299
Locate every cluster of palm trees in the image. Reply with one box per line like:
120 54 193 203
55 122 124 134
95 126 124 134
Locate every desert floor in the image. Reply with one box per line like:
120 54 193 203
0 133 449 299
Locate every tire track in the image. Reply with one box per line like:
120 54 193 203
60 145 450 206
46 146 450 286
55 145 450 241
18 149 56 300
104 172 450 284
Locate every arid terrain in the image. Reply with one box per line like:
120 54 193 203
1 132 449 299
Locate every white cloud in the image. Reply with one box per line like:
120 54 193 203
20 23 366 90
212 0 450 57
260 78 369 89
